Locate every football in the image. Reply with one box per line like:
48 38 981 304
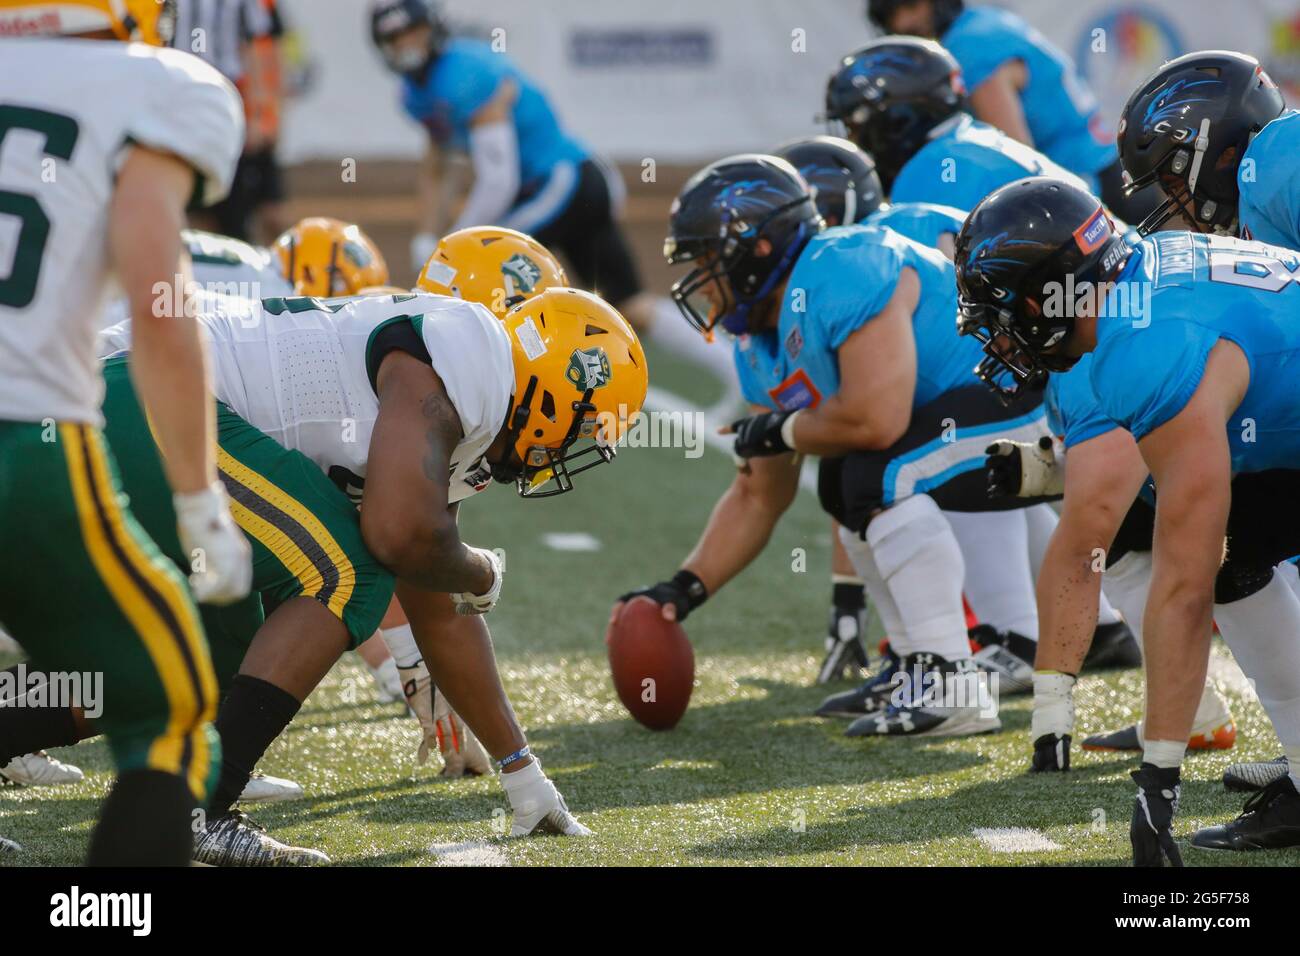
606 597 695 730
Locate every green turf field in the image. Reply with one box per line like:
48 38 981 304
2 343 1295 867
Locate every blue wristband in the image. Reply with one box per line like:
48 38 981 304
497 745 531 770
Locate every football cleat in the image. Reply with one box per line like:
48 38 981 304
366 656 404 704
0 751 84 787
193 812 330 867
1083 722 1236 753
0 627 20 655
816 604 870 684
1224 756 1290 793
1190 775 1300 852
845 653 1001 738
0 834 20 854
237 772 305 804
969 626 1035 695
815 648 899 717
1082 621 1142 670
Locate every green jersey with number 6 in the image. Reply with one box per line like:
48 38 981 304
0 37 243 425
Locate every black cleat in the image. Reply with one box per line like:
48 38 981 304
1083 621 1142 670
1082 724 1141 752
815 649 898 717
1191 775 1300 851
1223 756 1290 793
193 811 330 867
845 653 1001 738
816 605 870 684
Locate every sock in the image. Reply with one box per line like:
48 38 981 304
380 623 422 669
208 674 301 815
0 674 80 765
1215 567 1300 765
1143 739 1186 769
648 297 738 385
836 524 908 654
943 509 1038 639
87 769 196 866
866 495 970 661
831 578 865 613
1101 551 1152 645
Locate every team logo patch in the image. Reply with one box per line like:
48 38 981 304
1073 208 1110 255
768 368 821 411
566 347 612 391
502 254 543 293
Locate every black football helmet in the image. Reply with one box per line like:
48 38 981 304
664 155 823 336
865 0 964 37
774 136 884 226
370 0 448 77
954 177 1130 398
1118 50 1285 235
823 37 966 193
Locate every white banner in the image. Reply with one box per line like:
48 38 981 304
278 0 1300 164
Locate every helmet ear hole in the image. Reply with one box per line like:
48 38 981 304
540 390 557 423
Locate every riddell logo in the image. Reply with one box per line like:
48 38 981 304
0 12 62 37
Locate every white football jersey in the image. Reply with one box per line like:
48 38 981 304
100 291 515 506
0 38 243 425
184 229 293 299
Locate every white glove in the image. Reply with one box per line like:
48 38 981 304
174 482 252 605
410 232 439 275
449 546 503 615
985 435 1065 498
500 758 592 837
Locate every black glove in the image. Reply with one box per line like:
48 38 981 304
729 411 793 459
618 570 708 623
984 441 1025 498
1130 764 1184 867
1030 733 1071 772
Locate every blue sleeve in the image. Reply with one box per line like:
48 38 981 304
442 52 508 128
1091 321 1217 442
734 344 770 408
1048 367 1118 449
819 238 904 350
943 12 1013 90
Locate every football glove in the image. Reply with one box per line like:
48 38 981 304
500 758 592 837
450 546 503 615
1130 764 1184 867
400 664 490 776
817 605 870 684
728 410 794 459
1031 733 1071 772
985 436 1064 499
618 570 707 622
174 482 253 605
1029 671 1075 772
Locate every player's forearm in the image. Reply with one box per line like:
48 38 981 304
682 480 786 594
374 524 493 596
790 402 902 457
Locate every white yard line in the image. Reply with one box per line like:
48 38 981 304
972 827 1062 853
428 840 510 867
541 532 602 552
643 384 818 493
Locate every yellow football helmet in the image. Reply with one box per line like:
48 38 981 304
0 0 176 44
498 288 647 498
417 227 567 316
273 217 389 297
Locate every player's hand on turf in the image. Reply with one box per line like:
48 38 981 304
1130 764 1184 867
721 410 793 459
1030 733 1071 772
984 436 1063 499
500 758 592 838
173 482 253 605
431 685 491 776
615 570 707 623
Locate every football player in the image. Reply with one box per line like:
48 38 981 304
622 155 1061 738
272 216 391 295
1117 50 1294 249
367 0 735 384
0 0 251 864
862 1 1152 219
956 176 1300 860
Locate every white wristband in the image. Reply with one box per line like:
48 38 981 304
780 410 802 452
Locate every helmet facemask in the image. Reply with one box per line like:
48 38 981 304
1127 117 1239 236
495 376 614 499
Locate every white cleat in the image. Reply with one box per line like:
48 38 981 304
238 772 304 804
0 834 20 854
367 656 404 704
1 751 84 787
0 628 20 656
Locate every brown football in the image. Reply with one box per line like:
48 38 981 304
606 597 695 730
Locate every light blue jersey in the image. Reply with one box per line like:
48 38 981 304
1092 232 1300 473
401 38 588 187
1044 354 1117 450
733 225 981 413
1239 110 1300 251
942 5 1113 182
864 202 967 253
890 114 1090 210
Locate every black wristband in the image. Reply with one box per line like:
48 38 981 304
672 569 709 610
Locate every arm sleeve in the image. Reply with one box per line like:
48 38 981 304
943 17 1014 90
450 120 520 230
1049 367 1118 449
445 56 508 129
417 300 514 442
1091 322 1218 442
125 48 245 206
734 344 771 408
